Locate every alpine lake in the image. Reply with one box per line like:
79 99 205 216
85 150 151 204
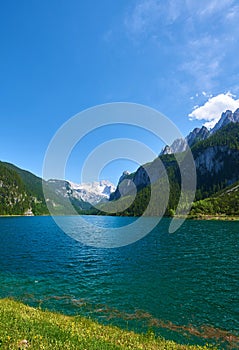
0 216 238 349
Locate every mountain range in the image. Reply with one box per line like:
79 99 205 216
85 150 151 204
160 108 239 155
108 108 239 218
1 108 239 218
0 163 115 216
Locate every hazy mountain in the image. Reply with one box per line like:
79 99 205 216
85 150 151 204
44 179 93 214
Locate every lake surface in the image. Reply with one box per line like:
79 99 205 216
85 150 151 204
0 216 238 348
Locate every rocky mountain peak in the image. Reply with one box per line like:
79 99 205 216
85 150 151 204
186 126 209 147
160 138 188 155
46 179 115 205
69 180 116 204
160 107 239 156
211 108 239 134
118 171 131 184
160 145 173 155
160 125 209 155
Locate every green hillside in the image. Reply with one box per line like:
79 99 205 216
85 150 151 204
3 162 45 199
190 181 239 218
107 123 239 218
193 123 239 199
2 162 49 215
192 122 239 154
99 156 181 217
0 162 93 216
0 299 214 350
1 123 239 218
0 162 30 215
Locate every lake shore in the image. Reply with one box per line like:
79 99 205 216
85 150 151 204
1 213 239 221
0 298 212 350
185 215 239 221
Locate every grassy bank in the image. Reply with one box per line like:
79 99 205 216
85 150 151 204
0 299 213 350
187 214 239 221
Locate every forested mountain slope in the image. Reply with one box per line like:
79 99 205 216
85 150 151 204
109 123 239 217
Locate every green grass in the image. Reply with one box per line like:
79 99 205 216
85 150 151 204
0 299 214 350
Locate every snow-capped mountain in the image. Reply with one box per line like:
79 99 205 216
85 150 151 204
69 180 116 204
47 179 115 205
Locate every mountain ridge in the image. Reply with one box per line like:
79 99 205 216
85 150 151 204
109 109 239 217
1 108 239 217
0 162 115 215
160 107 239 155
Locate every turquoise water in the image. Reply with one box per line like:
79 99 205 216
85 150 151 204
0 216 238 348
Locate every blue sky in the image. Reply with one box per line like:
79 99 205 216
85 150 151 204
1 0 239 184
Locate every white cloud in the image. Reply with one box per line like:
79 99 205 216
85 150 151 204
124 0 190 39
126 0 237 34
125 0 237 35
188 92 239 129
123 0 239 92
196 0 235 18
180 35 225 90
124 0 162 37
225 4 239 20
